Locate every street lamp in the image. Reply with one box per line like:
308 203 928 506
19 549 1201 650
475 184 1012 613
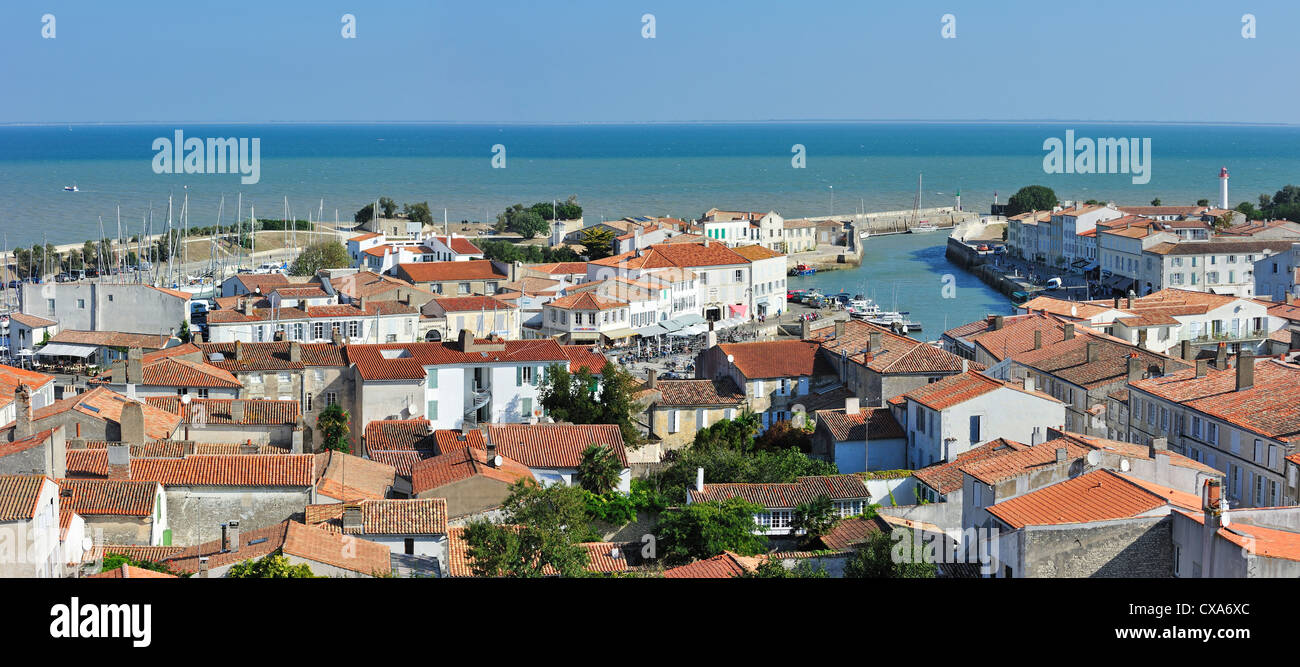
180 393 192 441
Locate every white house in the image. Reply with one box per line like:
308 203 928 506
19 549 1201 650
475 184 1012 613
0 474 64 578
687 473 873 536
486 423 632 494
1254 242 1300 302
888 370 1066 469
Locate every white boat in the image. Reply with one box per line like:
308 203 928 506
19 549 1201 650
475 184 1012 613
859 230 871 240
848 298 882 318
63 184 78 192
867 311 923 331
912 222 939 233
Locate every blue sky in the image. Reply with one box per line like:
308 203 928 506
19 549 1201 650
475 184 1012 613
2 0 1297 124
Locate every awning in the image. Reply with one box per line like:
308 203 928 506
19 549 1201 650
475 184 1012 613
36 342 98 358
636 324 667 337
601 328 636 340
663 314 704 330
729 304 748 317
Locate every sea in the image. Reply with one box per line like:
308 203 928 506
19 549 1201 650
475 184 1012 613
3 121 1300 332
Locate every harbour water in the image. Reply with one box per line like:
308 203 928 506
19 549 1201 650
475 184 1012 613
786 232 1011 337
5 122 1300 248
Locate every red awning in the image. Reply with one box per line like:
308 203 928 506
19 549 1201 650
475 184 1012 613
729 304 747 317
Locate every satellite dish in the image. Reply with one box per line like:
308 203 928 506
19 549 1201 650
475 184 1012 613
1085 450 1101 467
493 455 503 467
1119 459 1130 472
81 537 94 553
1071 305 1078 317
727 354 734 363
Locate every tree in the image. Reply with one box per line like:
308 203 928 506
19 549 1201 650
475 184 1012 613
754 418 813 453
379 197 398 218
1197 199 1210 207
227 552 317 578
101 552 181 576
654 497 767 565
744 557 830 578
556 195 583 221
290 240 350 276
355 202 376 224
178 320 191 344
496 204 549 239
463 480 596 577
1150 197 1162 207
538 361 643 447
580 226 616 260
317 403 351 453
82 240 98 268
844 529 936 578
791 495 839 546
1235 201 1264 221
403 201 433 225
1005 185 1058 217
578 445 621 494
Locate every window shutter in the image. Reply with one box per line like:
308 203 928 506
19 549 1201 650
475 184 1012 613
516 366 523 386
534 366 542 386
427 400 438 421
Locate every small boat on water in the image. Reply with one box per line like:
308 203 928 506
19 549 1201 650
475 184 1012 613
63 184 79 192
910 221 938 233
789 263 816 276
867 311 923 332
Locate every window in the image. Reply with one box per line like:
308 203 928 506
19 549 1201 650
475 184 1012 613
197 388 208 399
969 415 981 442
76 299 85 309
426 370 438 389
46 299 54 311
404 538 415 555
249 374 262 384
427 399 438 420
348 321 359 338
385 334 397 342
669 410 680 433
313 322 324 340
458 282 470 295
326 392 337 406
277 372 291 384
306 393 313 411
769 510 792 529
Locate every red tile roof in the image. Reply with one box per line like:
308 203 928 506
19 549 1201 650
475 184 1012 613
430 295 517 312
653 378 746 406
307 498 449 535
196 341 345 371
347 339 568 381
590 241 750 270
163 520 390 576
18 387 180 440
9 312 57 328
662 552 762 578
912 438 1031 494
0 474 48 521
410 445 532 495
815 407 905 441
547 292 626 311
1128 357 1300 443
430 235 484 255
132 357 242 388
959 440 1092 485
716 339 822 379
688 475 871 508
890 370 1060 411
986 469 1201 529
395 260 507 283
818 515 890 551
811 320 977 374
1012 334 1186 389
86 564 177 578
0 428 57 459
443 526 633 577
485 423 629 468
127 454 315 487
560 345 608 375
57 478 158 517
145 397 301 426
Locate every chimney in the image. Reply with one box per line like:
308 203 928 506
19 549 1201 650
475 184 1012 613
289 341 302 363
1023 374 1036 392
342 504 362 533
198 556 209 578
845 396 860 415
1195 358 1208 378
706 323 718 349
1113 296 1121 309
106 444 131 480
192 331 203 344
231 400 246 424
485 438 497 463
234 339 244 362
1030 427 1042 447
993 315 1004 331
241 297 254 316
1086 342 1099 362
220 523 229 552
127 347 142 383
1063 323 1075 340
695 466 705 492
1201 478 1224 578
228 520 240 552
800 318 811 340
1033 329 1042 350
1179 339 1193 361
14 384 33 439
1127 353 1143 383
1126 295 1134 309
834 320 845 338
868 331 882 352
647 369 657 389
359 295 368 314
1215 343 1227 369
291 425 304 454
119 401 145 445
961 359 969 373
1236 353 1254 391
1055 447 1067 464
111 360 126 385
239 438 258 455
1150 436 1168 469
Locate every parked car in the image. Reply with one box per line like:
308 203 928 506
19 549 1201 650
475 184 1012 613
5 280 20 289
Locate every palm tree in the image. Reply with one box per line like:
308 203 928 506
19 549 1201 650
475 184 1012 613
578 445 621 494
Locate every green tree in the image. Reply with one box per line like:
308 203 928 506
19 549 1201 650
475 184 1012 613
654 497 767 565
290 240 351 276
101 552 181 576
227 552 318 578
744 557 830 578
379 197 398 218
754 418 813 453
178 320 191 344
403 201 433 225
578 444 621 494
1235 201 1264 221
1197 199 1210 207
556 195 583 221
355 202 376 224
82 240 98 269
791 494 839 546
844 529 937 578
1150 197 1162 206
463 480 596 577
496 204 549 239
538 361 642 447
317 403 351 453
1005 185 1059 217
580 226 616 260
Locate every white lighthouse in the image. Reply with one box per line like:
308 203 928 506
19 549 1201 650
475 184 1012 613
1219 166 1229 210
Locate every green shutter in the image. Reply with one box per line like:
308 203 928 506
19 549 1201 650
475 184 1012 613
522 397 532 417
533 366 542 386
516 366 523 386
426 370 438 389
162 529 172 546
427 400 438 421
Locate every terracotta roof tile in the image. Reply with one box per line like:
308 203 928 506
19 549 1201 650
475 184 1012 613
815 407 905 441
127 454 314 487
395 260 507 283
485 423 628 468
986 469 1200 529
145 397 301 426
653 378 746 406
0 474 47 521
1129 357 1300 443
663 551 762 578
688 475 871 508
912 438 1031 494
86 564 177 578
347 340 568 381
717 339 823 379
57 478 157 517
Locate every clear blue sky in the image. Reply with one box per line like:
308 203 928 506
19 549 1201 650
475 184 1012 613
2 0 1297 124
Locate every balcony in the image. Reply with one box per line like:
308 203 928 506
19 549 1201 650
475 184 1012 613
1182 329 1269 344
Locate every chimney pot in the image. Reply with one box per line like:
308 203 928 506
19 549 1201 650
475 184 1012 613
1236 353 1255 391
845 396 860 415
1195 358 1208 378
1127 354 1143 382
647 369 657 389
228 520 240 553
14 384 33 439
1033 329 1043 350
1215 343 1227 369
993 315 1004 331
1063 323 1075 340
1086 342 1099 362
1055 447 1067 464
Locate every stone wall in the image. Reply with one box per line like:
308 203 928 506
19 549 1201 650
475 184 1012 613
1021 516 1173 578
164 486 311 546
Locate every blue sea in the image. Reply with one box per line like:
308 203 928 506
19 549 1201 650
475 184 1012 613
3 121 1300 332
